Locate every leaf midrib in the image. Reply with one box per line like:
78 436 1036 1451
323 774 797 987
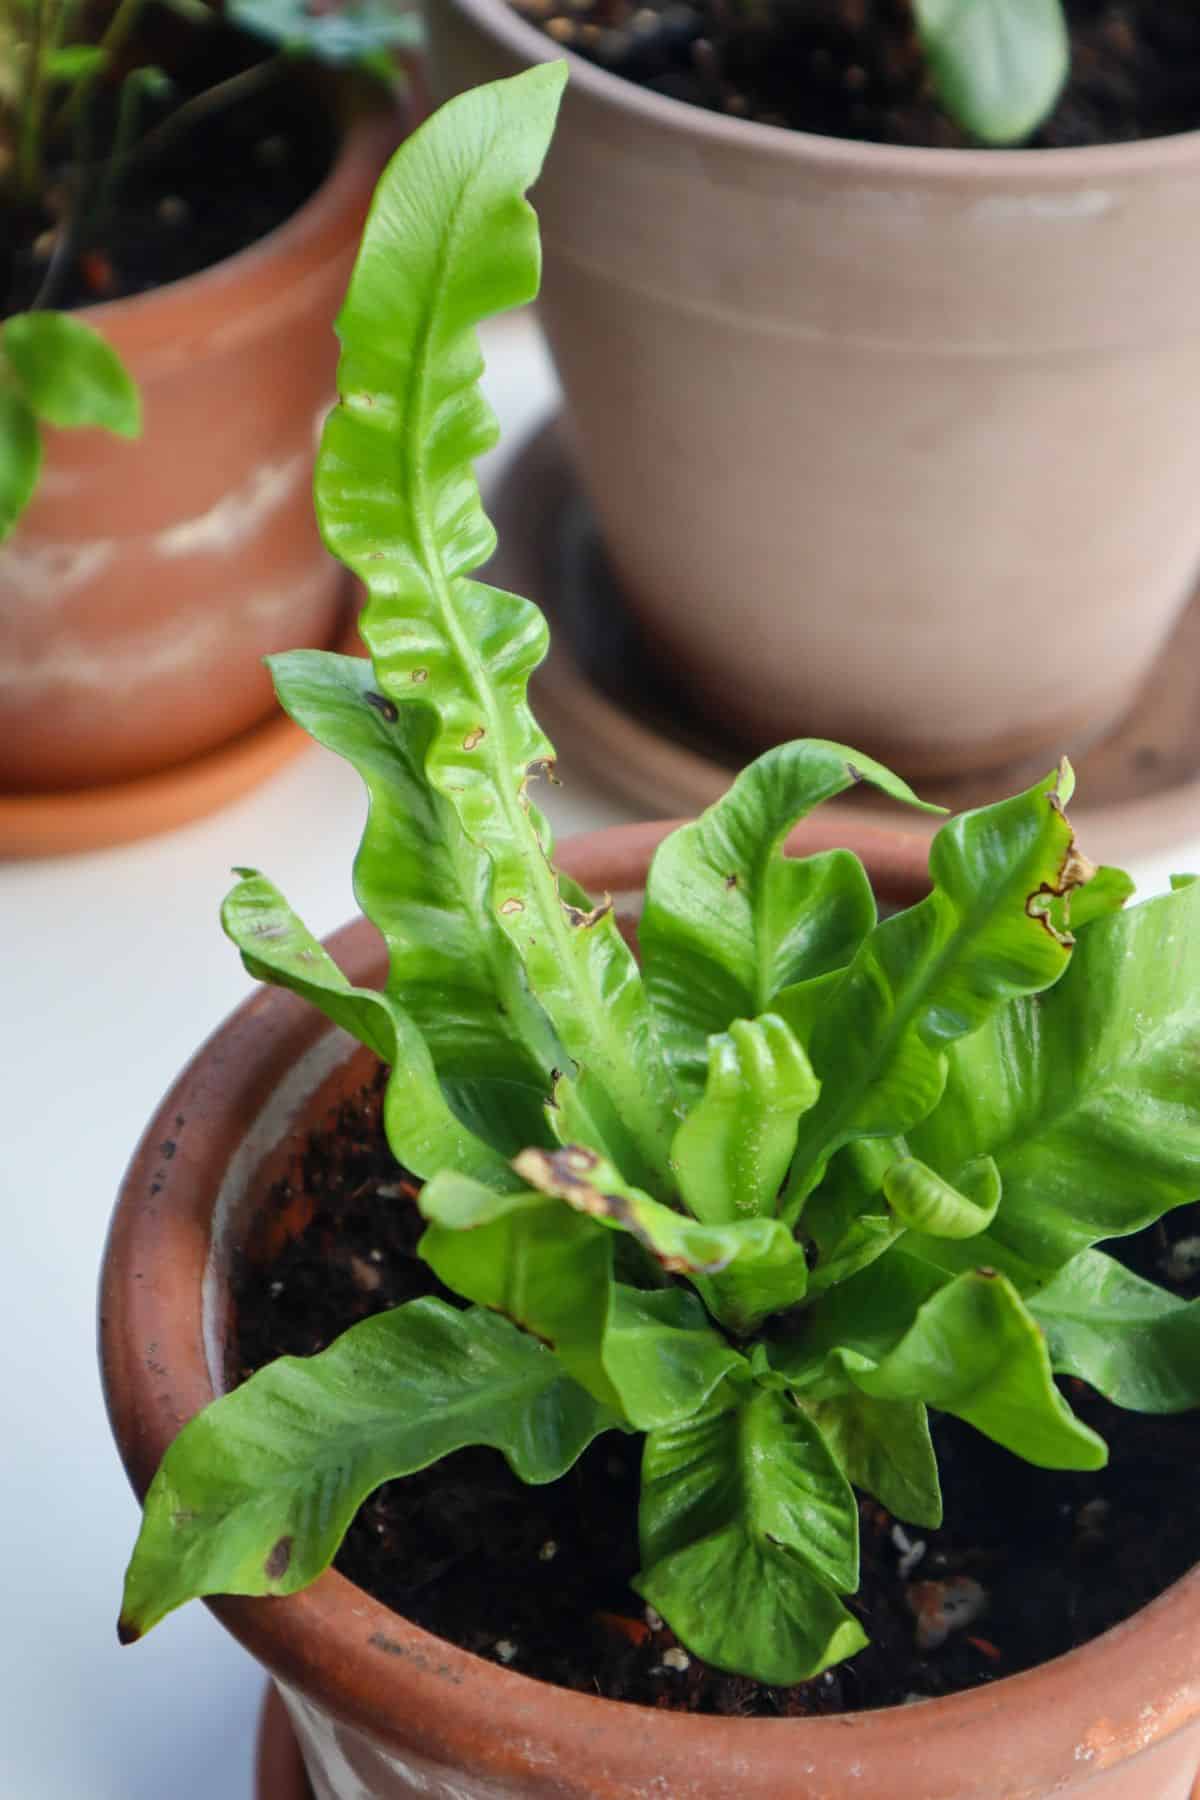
401 138 673 1182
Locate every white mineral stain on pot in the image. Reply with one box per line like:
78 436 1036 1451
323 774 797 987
0 539 114 604
154 452 307 557
0 563 330 696
968 189 1114 222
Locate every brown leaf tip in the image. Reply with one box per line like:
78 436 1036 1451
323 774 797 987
116 1615 142 1646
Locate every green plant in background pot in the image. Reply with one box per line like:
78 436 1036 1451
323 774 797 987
0 309 138 537
844 0 1069 146
115 66 1200 1699
0 0 419 830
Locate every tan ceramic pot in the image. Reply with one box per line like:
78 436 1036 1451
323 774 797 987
101 818 1200 1799
0 107 396 794
426 1 1200 777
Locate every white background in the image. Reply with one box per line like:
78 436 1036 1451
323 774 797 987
4 312 1197 1799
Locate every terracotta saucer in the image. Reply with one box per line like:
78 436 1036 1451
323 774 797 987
489 419 1200 866
0 587 362 860
256 1682 313 1800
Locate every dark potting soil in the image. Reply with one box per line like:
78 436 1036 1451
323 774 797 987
2 26 337 316
233 1068 1200 1716
510 0 1200 149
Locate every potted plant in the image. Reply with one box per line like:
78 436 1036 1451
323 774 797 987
420 1 1200 781
103 68 1200 1799
0 0 415 847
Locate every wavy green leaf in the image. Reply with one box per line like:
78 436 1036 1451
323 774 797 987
672 1013 818 1223
119 1300 609 1639
0 387 41 541
513 1145 809 1334
313 64 678 1192
639 740 936 1101
635 1386 866 1684
417 1175 620 1411
882 1153 1001 1240
221 871 515 1187
418 1172 742 1427
913 0 1068 145
1030 1250 1200 1413
268 650 562 1092
910 878 1200 1275
806 1391 942 1529
783 764 1090 1219
3 311 140 436
839 1266 1106 1470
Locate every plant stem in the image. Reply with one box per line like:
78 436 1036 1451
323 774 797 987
119 54 285 174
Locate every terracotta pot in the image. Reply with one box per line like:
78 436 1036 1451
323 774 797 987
425 1 1200 778
101 816 1200 1798
0 105 397 795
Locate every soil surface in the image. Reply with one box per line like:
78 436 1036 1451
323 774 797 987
2 26 337 316
509 0 1200 148
233 1069 1200 1715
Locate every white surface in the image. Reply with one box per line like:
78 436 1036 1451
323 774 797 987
6 311 1200 1800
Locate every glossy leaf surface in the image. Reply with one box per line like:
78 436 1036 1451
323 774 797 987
837 1266 1106 1470
783 765 1089 1216
120 1300 608 1638
314 64 678 1189
268 650 562 1091
913 0 1068 144
882 1153 1001 1240
514 1145 810 1334
807 1391 942 1529
635 1386 866 1683
640 740 935 1101
418 1172 741 1427
1030 1250 1200 1413
672 1013 818 1223
910 879 1200 1275
221 870 514 1187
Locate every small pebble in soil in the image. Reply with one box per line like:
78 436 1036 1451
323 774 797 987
906 1576 988 1651
891 1522 927 1580
538 1540 559 1562
156 195 189 226
661 1647 691 1672
494 1639 519 1664
643 1605 664 1631
1162 1235 1200 1283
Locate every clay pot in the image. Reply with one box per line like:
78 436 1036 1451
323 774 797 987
425 0 1200 778
0 104 396 795
101 817 1200 1798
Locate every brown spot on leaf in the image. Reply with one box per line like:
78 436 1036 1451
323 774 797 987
364 691 399 723
525 756 559 786
463 727 486 751
265 1536 293 1581
500 898 524 916
410 668 429 683
724 873 738 890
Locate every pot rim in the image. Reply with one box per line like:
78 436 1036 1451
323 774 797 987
100 817 1200 1797
69 100 399 352
446 0 1200 186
